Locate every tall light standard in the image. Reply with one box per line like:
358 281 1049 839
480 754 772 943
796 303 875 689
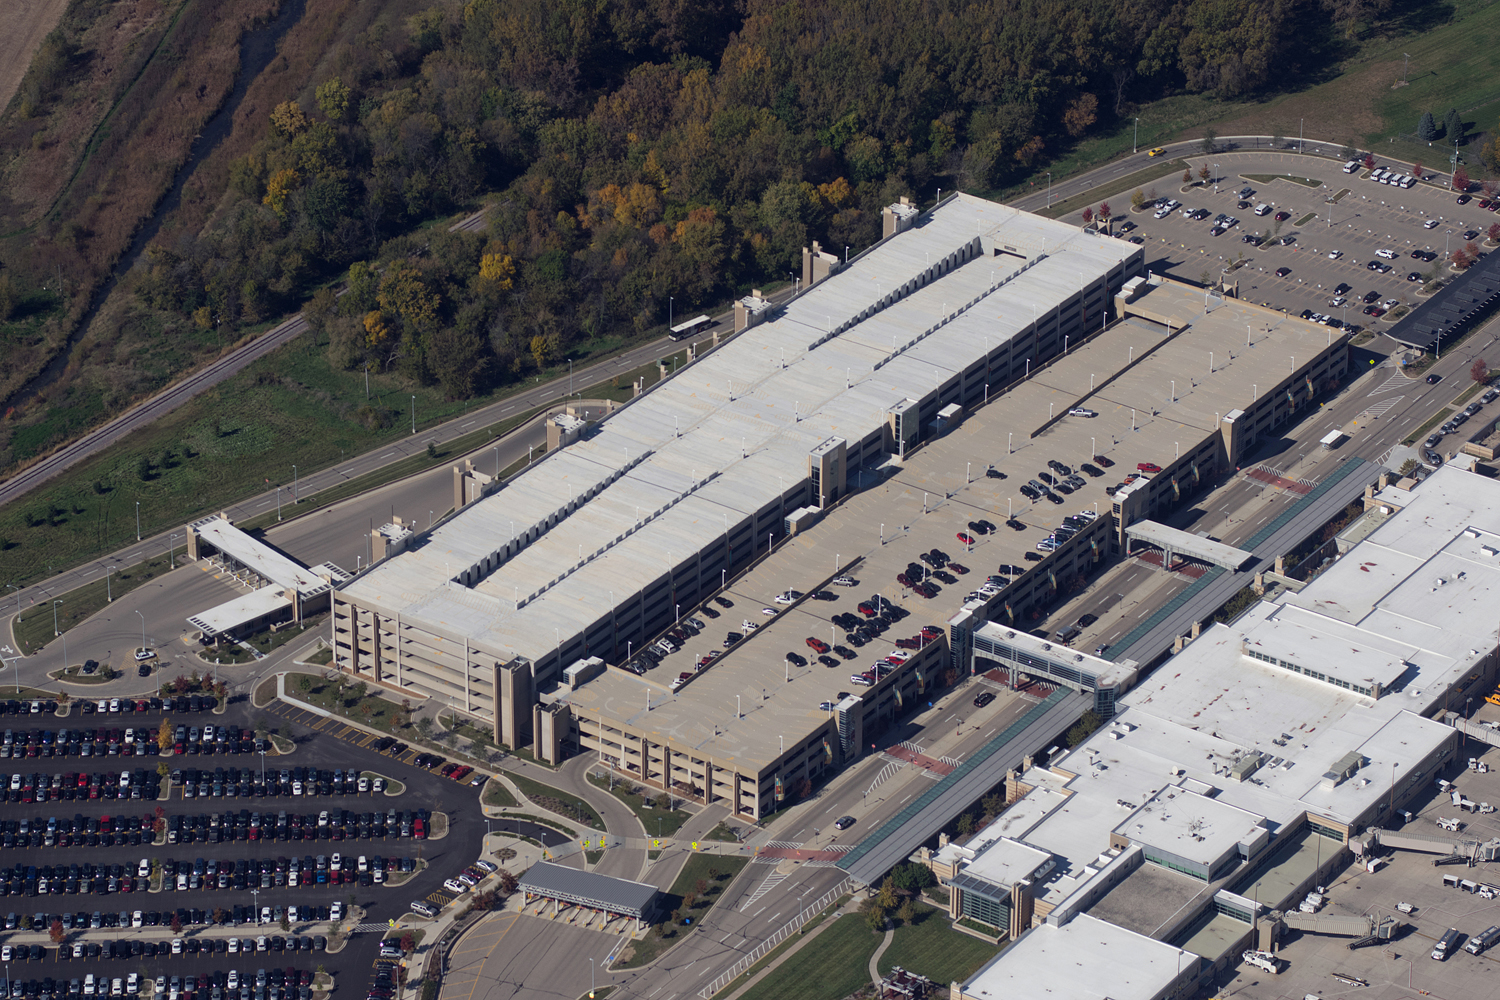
135 502 141 542
292 466 298 502
52 599 62 637
1133 117 1139 154
135 610 146 651
1045 171 1052 208
1299 118 1304 152
410 396 415 435
276 487 283 522
1214 163 1220 194
105 563 113 603
169 532 180 566
588 958 595 999
668 296 673 331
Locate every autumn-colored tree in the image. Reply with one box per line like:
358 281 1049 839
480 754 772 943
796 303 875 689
170 913 182 935
1080 207 1093 226
1198 165 1210 183
270 101 310 139
1452 247 1473 270
1182 168 1191 184
1489 223 1500 244
1466 241 1481 261
478 252 515 290
363 311 390 349
157 720 174 751
497 869 519 896
1062 93 1097 137
1130 189 1145 210
1364 152 1376 169
1471 358 1489 383
49 919 64 944
263 168 301 218
377 268 441 334
1454 166 1471 192
315 77 352 122
1413 162 1424 179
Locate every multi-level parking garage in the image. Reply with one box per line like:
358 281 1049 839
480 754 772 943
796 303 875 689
330 193 1356 821
332 194 1141 739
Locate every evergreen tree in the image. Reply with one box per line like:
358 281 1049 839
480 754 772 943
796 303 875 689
1445 108 1464 144
1417 112 1437 142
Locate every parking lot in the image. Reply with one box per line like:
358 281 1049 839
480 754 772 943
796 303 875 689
1063 151 1497 326
0 699 491 1000
1218 737 1500 1000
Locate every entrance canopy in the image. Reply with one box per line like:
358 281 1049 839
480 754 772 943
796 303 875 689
517 861 660 919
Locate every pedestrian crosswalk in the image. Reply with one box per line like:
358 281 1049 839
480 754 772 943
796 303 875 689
1371 373 1409 395
1362 394 1404 418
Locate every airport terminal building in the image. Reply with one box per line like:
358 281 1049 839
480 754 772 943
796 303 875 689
330 191 1353 821
938 463 1500 1000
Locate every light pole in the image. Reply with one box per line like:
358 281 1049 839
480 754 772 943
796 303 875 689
136 502 141 542
292 465 298 502
410 396 415 434
1403 52 1410 84
105 563 112 603
169 532 180 566
1214 163 1220 194
1045 171 1052 208
1133 117 1139 154
588 958 595 999
568 357 573 398
493 446 500 478
669 296 673 331
1299 118 1303 152
52 599 62 638
136 610 146 651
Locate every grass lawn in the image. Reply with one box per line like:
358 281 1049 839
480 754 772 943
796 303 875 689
1404 407 1454 444
284 672 407 734
505 771 604 830
877 905 1000 986
737 914 881 1000
586 771 691 838
1036 160 1189 219
12 551 177 654
1243 173 1322 187
199 616 325 665
481 779 518 809
619 854 749 969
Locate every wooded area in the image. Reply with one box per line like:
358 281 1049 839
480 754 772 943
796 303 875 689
0 0 1382 465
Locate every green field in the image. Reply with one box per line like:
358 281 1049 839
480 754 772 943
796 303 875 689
877 905 1001 985
737 915 881 1000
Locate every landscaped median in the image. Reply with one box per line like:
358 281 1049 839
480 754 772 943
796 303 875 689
12 551 177 655
586 771 690 838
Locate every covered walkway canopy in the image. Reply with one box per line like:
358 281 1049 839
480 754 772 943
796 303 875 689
836 688 1090 887
517 861 661 930
1124 520 1253 571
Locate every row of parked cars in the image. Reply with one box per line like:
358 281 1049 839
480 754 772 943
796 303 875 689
1 725 262 761
441 858 499 894
4 907 335 935
163 807 424 845
161 853 414 892
2 769 159 804
1424 387 1499 464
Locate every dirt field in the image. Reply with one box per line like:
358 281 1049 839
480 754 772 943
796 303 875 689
0 0 70 114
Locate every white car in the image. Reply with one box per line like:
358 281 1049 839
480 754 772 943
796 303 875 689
133 648 156 661
741 621 759 632
330 853 342 872
832 576 855 586
1327 250 1342 260
357 856 369 872
1425 219 1440 229
444 878 468 893
228 939 240 955
170 939 183 956
760 607 778 616
330 902 344 922
1067 407 1097 417
1376 248 1398 259
227 972 239 990
138 858 151 877
132 909 143 927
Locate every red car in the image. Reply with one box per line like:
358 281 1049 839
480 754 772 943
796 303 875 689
921 625 943 638
1093 454 1114 468
413 818 426 839
805 637 830 654
1137 462 1162 473
452 766 473 782
956 532 975 545
947 563 968 575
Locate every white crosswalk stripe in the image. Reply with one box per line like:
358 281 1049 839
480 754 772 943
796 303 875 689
1363 395 1404 418
1371 373 1409 394
740 871 789 911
